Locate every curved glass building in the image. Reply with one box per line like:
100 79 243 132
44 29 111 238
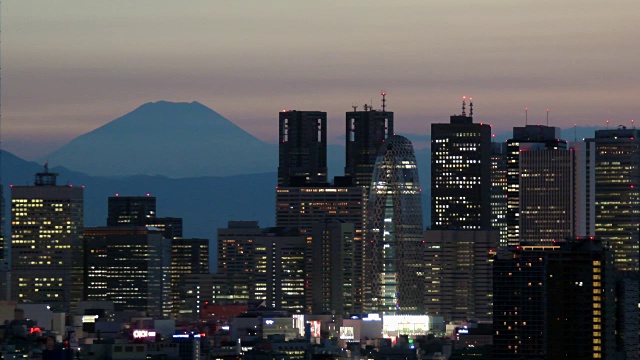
365 135 424 314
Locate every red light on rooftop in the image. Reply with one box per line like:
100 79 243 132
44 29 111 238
115 193 119 196
146 193 150 197
590 236 595 240
69 184 73 187
9 184 12 188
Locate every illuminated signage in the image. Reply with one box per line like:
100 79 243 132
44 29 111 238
382 315 430 335
363 313 381 322
265 320 274 325
133 330 156 339
457 329 469 334
307 321 321 338
172 334 201 339
82 315 99 323
339 327 354 340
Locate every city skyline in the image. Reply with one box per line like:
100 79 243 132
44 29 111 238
3 1 640 159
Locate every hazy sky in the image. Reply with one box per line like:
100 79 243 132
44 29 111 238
3 0 640 159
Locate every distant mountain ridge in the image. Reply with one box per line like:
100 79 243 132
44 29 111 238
42 101 277 178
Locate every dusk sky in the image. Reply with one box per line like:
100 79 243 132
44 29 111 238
3 0 640 159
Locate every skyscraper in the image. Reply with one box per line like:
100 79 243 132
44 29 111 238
431 101 492 230
278 110 327 186
310 219 355 315
491 142 508 246
275 182 365 313
493 238 616 359
586 127 640 272
107 195 156 226
365 135 423 314
506 125 592 246
171 238 209 318
423 229 498 322
253 228 306 313
345 103 394 188
10 165 84 311
84 226 172 318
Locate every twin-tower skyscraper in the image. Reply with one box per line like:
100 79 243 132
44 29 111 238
276 96 424 314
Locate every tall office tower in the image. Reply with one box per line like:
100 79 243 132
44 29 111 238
345 103 394 188
107 195 156 226
253 228 306 313
84 227 172 318
490 142 508 247
431 102 492 230
278 110 327 186
366 135 423 314
171 238 209 318
493 238 616 359
217 221 261 275
423 230 498 322
275 182 365 313
10 165 84 311
585 128 640 272
310 219 355 315
506 125 592 246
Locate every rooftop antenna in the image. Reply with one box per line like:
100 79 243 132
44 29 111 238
381 91 387 112
461 96 467 117
525 107 528 125
632 119 636 129
574 123 577 142
606 119 610 129
370 98 374 111
546 108 549 126
469 97 474 117
363 104 368 111
351 103 358 112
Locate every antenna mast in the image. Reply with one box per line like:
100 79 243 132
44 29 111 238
469 97 474 117
461 96 466 117
546 108 549 126
525 107 528 126
381 91 387 112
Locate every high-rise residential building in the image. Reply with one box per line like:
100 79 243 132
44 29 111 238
310 219 355 315
0 185 8 301
278 110 327 186
491 142 508 247
10 165 84 311
345 105 394 188
493 238 616 359
83 226 172 318
275 182 365 313
431 103 492 230
506 125 592 246
423 230 498 322
586 127 640 272
253 228 306 313
171 238 209 318
366 135 424 314
107 195 156 226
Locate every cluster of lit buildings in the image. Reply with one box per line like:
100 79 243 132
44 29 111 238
1 95 640 359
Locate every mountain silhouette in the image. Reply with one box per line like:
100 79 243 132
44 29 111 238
42 101 277 178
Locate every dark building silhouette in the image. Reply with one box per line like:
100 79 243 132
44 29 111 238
493 238 615 359
10 165 84 312
431 100 491 230
278 110 327 186
345 104 394 189
107 195 156 226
